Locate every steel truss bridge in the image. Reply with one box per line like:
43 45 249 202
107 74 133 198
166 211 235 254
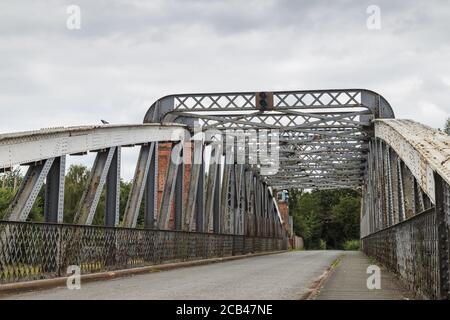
0 89 449 299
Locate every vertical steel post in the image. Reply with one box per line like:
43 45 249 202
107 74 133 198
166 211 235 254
401 162 416 218
123 143 154 228
158 142 182 230
144 142 158 229
185 141 203 231
105 147 120 227
205 145 219 232
220 163 231 233
44 156 65 223
196 153 204 232
254 174 259 237
174 147 184 231
213 161 221 233
397 157 406 222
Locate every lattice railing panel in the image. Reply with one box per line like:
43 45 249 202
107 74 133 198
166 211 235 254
0 221 287 284
362 208 439 299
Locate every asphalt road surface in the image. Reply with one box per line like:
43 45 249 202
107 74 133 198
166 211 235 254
3 251 341 300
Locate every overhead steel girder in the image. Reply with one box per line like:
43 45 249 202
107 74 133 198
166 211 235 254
267 173 363 181
281 150 367 157
267 176 363 183
279 163 366 170
144 89 394 191
269 168 364 175
170 113 371 131
280 142 368 149
140 89 394 235
279 137 370 144
267 182 363 189
144 89 394 120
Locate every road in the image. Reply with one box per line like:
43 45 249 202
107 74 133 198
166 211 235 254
3 251 341 300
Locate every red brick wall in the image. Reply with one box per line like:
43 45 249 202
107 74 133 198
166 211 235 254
157 142 192 230
277 200 291 236
277 201 289 224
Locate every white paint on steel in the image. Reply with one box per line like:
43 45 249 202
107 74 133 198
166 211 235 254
86 147 116 225
57 155 66 223
132 143 155 228
115 147 121 227
375 119 450 203
0 123 186 169
20 158 55 221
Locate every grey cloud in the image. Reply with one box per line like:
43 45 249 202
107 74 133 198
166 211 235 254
0 0 449 179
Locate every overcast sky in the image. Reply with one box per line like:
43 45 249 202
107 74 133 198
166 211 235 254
1 0 449 179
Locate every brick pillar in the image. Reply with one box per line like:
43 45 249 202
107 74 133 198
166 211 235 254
157 142 192 230
277 200 291 236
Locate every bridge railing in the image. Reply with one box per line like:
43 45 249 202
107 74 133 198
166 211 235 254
361 120 450 300
0 220 288 284
361 207 439 299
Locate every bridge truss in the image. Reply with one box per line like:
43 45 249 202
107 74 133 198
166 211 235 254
0 89 449 299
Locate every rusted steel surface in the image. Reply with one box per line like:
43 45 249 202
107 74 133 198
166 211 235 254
362 208 439 299
0 123 186 170
362 120 450 299
375 119 450 203
0 220 288 284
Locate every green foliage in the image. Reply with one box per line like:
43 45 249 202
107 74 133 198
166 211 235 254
445 117 450 135
1 164 133 226
28 188 44 222
318 239 327 250
0 168 24 220
0 188 15 220
64 165 90 223
330 196 360 242
1 168 22 189
290 188 361 250
343 239 360 251
119 180 132 224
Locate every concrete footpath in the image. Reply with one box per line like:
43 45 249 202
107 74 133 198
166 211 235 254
315 251 412 300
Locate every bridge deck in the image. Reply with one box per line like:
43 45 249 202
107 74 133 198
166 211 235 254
316 251 411 300
2 251 340 300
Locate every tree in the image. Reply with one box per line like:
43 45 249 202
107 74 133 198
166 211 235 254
290 190 321 248
0 164 134 225
64 165 90 223
290 188 361 250
0 187 15 220
445 117 450 135
330 196 360 245
1 168 22 190
0 168 44 221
